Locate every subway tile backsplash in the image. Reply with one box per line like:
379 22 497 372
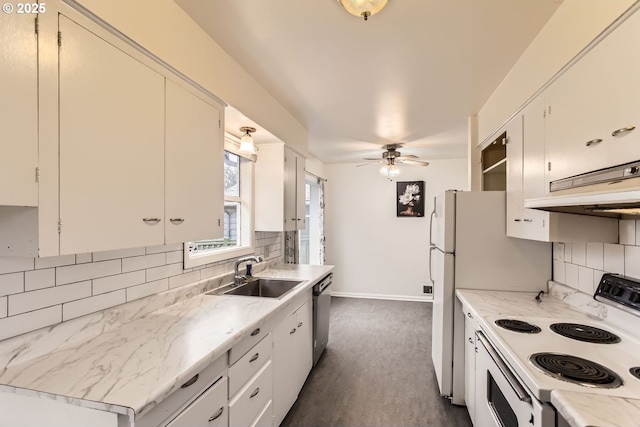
553 220 640 293
0 232 282 341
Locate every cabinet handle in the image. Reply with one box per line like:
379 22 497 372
169 218 184 224
249 353 259 363
298 321 303 327
142 218 161 224
291 218 297 221
523 219 533 223
296 218 302 221
250 387 260 398
290 328 297 335
251 328 260 336
612 126 636 137
180 374 199 389
468 337 473 344
514 219 522 222
585 138 603 147
208 407 224 422
467 312 473 319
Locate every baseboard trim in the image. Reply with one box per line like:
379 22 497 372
331 291 433 302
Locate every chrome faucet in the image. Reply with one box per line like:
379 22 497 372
234 255 263 286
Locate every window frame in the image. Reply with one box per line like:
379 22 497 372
184 139 255 268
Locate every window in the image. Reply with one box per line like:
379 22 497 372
185 147 254 267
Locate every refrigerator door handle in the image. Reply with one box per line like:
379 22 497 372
428 246 437 285
428 201 437 247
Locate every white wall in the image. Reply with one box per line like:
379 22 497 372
325 159 468 301
73 0 309 156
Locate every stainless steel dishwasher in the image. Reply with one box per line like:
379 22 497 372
312 273 332 366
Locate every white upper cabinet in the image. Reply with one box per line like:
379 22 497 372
165 80 224 244
546 7 640 182
255 143 306 232
506 97 618 243
0 13 38 207
58 15 165 254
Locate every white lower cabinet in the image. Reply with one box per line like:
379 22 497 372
463 305 477 426
273 298 312 426
229 362 273 427
166 377 228 427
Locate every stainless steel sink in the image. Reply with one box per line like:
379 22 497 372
210 278 303 299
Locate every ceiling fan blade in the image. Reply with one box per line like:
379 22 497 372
362 157 382 161
355 162 376 167
399 158 430 166
398 154 419 159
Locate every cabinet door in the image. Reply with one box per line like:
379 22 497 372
599 9 640 167
273 310 299 426
166 377 228 427
546 49 608 182
294 299 313 389
165 80 223 244
463 313 476 425
58 16 164 254
283 147 297 232
295 155 306 230
0 13 38 207
505 117 524 238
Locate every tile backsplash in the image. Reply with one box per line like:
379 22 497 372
0 232 281 341
553 219 640 294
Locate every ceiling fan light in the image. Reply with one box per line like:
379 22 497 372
338 0 388 20
388 164 400 177
379 164 390 175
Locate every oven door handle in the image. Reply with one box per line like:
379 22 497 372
477 331 532 404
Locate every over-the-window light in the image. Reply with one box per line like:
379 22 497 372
338 0 389 21
239 126 257 154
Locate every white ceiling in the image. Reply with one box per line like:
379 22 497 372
175 0 562 164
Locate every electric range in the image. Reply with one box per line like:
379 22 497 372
473 273 640 427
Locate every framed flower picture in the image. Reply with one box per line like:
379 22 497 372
397 181 425 217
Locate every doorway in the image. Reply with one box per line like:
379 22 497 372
299 174 325 265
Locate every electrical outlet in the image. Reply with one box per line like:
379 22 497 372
423 285 433 294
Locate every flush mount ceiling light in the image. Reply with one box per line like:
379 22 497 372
338 0 388 21
239 126 257 154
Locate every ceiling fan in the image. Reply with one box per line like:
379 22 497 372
358 144 430 178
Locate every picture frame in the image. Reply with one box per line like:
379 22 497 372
396 181 425 217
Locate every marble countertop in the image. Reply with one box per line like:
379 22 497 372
551 390 640 427
0 264 333 418
456 286 640 427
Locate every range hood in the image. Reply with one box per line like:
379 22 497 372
524 160 640 219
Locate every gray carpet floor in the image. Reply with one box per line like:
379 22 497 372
281 297 472 427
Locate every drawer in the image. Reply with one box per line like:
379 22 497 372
229 361 273 427
165 376 228 427
136 355 227 427
249 400 273 427
229 317 276 365
229 333 272 397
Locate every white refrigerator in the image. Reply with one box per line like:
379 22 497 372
429 191 550 404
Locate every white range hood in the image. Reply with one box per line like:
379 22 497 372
524 161 640 218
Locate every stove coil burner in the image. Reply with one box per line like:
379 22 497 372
549 323 621 344
495 319 541 334
630 367 640 381
529 353 622 388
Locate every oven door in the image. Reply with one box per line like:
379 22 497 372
475 331 554 427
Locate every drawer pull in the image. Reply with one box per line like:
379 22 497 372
523 219 533 223
180 374 199 389
250 387 260 398
298 322 303 327
251 328 261 336
249 353 260 363
169 218 185 224
290 328 297 335
612 126 636 137
585 138 603 147
514 219 522 222
142 218 161 224
208 407 224 422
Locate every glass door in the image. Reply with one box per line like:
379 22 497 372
299 174 324 265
